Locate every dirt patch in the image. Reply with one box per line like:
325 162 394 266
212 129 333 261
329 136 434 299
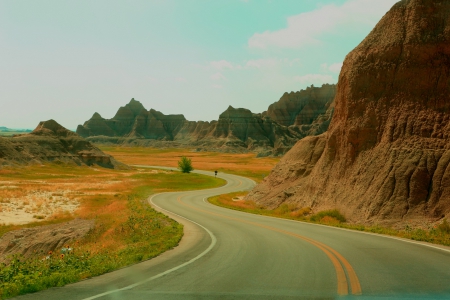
0 218 94 263
232 196 245 202
0 189 80 225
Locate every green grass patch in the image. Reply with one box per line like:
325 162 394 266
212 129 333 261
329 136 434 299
310 209 346 223
131 170 225 192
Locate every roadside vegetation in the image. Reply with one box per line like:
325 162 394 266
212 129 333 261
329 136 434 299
0 163 225 299
209 192 450 247
100 146 280 182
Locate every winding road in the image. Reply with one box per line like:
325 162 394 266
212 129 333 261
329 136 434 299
15 168 450 299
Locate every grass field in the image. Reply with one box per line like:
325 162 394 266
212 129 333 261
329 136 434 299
209 192 450 247
100 146 280 182
0 163 225 298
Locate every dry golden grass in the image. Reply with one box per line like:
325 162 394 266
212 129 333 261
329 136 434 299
0 164 223 241
209 191 311 219
100 146 280 182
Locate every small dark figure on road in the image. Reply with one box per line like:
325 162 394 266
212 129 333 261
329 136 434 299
215 170 218 177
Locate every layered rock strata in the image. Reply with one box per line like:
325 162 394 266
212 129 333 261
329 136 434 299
0 120 126 169
247 0 450 226
77 86 335 155
265 84 335 126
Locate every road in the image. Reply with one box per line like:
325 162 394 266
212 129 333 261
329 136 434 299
15 168 450 300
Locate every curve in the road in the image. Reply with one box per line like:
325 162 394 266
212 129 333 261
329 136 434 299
84 169 361 298
177 194 361 296
82 193 218 300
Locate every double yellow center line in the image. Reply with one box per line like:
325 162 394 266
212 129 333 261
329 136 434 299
176 194 362 296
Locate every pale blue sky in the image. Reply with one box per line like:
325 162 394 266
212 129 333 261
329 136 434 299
0 0 398 129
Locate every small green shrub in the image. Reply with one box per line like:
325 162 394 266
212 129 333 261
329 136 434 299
276 203 290 214
310 209 346 223
178 156 193 173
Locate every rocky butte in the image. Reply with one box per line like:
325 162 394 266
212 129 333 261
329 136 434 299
76 84 336 156
0 119 126 169
247 0 450 227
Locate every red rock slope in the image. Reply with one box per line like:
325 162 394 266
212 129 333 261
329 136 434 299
247 0 450 226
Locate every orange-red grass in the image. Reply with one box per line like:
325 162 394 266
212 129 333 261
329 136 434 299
99 146 280 182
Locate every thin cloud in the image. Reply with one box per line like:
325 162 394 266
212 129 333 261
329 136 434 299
294 74 335 86
328 62 343 73
212 84 223 89
210 60 236 70
211 72 226 81
245 58 279 69
208 58 301 71
321 62 343 73
248 0 398 49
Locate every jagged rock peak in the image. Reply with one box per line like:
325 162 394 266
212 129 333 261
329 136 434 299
92 112 103 119
219 106 253 119
32 120 76 137
124 98 146 116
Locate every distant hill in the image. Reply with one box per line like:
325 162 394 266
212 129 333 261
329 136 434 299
0 127 32 135
76 84 336 156
0 120 126 169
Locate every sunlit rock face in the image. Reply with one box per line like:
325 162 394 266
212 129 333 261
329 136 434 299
0 119 126 169
247 0 450 226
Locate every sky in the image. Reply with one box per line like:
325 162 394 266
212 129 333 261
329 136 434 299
0 0 399 130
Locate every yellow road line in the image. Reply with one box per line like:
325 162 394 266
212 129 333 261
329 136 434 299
177 195 361 296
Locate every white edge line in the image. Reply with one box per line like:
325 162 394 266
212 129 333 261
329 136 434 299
202 195 450 255
82 193 217 300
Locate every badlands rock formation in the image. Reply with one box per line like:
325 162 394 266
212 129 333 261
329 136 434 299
77 85 335 155
247 0 450 226
0 120 125 169
0 219 94 263
264 83 335 137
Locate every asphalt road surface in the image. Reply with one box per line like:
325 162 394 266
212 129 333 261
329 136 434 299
14 168 450 300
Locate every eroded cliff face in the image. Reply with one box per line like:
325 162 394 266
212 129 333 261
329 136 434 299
247 0 450 226
264 84 335 127
190 106 301 153
0 120 126 169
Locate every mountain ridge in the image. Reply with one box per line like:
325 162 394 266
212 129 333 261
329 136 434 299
77 84 336 155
